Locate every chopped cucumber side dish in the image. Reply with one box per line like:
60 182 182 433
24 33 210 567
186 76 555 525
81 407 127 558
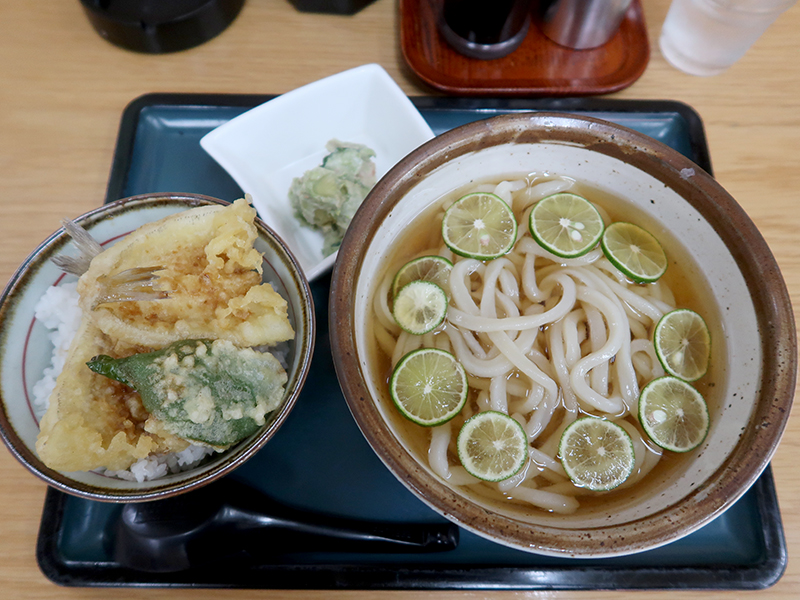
288 139 376 256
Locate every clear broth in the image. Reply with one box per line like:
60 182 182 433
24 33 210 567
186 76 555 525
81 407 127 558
367 174 726 518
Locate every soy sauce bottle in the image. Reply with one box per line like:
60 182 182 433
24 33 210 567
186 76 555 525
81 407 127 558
439 0 532 59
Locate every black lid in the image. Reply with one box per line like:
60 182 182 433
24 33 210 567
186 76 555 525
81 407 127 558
79 0 245 54
287 0 377 14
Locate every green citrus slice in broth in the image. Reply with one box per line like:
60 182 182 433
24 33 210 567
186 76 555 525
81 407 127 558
639 376 709 453
559 417 635 491
601 222 668 283
441 192 518 260
529 193 605 258
654 309 711 382
392 255 453 299
390 348 468 427
392 280 448 335
457 411 528 482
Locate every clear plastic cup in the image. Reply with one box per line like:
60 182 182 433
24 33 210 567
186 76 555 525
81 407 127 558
659 0 797 76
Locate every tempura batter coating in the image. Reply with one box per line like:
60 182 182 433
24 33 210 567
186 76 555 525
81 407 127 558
36 198 294 472
35 319 189 471
80 198 294 348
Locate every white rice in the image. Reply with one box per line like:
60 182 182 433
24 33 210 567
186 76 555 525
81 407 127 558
103 444 214 482
32 282 82 417
33 285 215 482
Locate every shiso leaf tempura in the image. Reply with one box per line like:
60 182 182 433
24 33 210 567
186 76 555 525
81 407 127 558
87 339 288 448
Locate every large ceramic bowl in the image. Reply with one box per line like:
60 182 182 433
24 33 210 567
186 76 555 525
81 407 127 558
0 193 315 502
329 113 796 557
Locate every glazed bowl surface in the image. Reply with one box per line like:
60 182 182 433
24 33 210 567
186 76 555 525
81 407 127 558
0 193 315 502
329 113 795 557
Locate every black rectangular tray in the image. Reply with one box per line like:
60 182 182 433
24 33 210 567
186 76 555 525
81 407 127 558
36 94 786 590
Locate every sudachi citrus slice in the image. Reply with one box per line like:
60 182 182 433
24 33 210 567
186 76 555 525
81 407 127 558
654 308 711 382
601 221 668 283
392 280 448 335
559 417 635 491
442 192 517 261
391 255 453 299
457 411 528 482
529 192 605 258
390 348 468 427
639 375 709 453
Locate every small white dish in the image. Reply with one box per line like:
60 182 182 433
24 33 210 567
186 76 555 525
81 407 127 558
200 64 435 281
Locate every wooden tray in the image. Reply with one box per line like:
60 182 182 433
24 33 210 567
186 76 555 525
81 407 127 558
399 0 650 97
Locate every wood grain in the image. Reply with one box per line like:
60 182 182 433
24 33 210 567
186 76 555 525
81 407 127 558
1 0 800 598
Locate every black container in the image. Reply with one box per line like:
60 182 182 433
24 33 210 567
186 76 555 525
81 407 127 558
79 0 245 54
439 0 533 60
288 0 377 15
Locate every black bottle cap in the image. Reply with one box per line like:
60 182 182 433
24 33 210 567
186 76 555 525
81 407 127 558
79 0 245 54
288 0 376 15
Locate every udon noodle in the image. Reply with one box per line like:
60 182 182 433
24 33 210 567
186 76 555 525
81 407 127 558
371 174 702 515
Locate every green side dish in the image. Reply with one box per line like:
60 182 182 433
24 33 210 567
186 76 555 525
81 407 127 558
288 139 376 256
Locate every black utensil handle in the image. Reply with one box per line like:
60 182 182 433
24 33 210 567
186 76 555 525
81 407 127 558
114 477 460 572
207 505 459 554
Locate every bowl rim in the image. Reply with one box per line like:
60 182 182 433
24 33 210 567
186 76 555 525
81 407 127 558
0 192 316 502
329 112 797 557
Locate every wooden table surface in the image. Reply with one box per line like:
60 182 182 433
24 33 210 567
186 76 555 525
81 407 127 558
1 0 799 598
